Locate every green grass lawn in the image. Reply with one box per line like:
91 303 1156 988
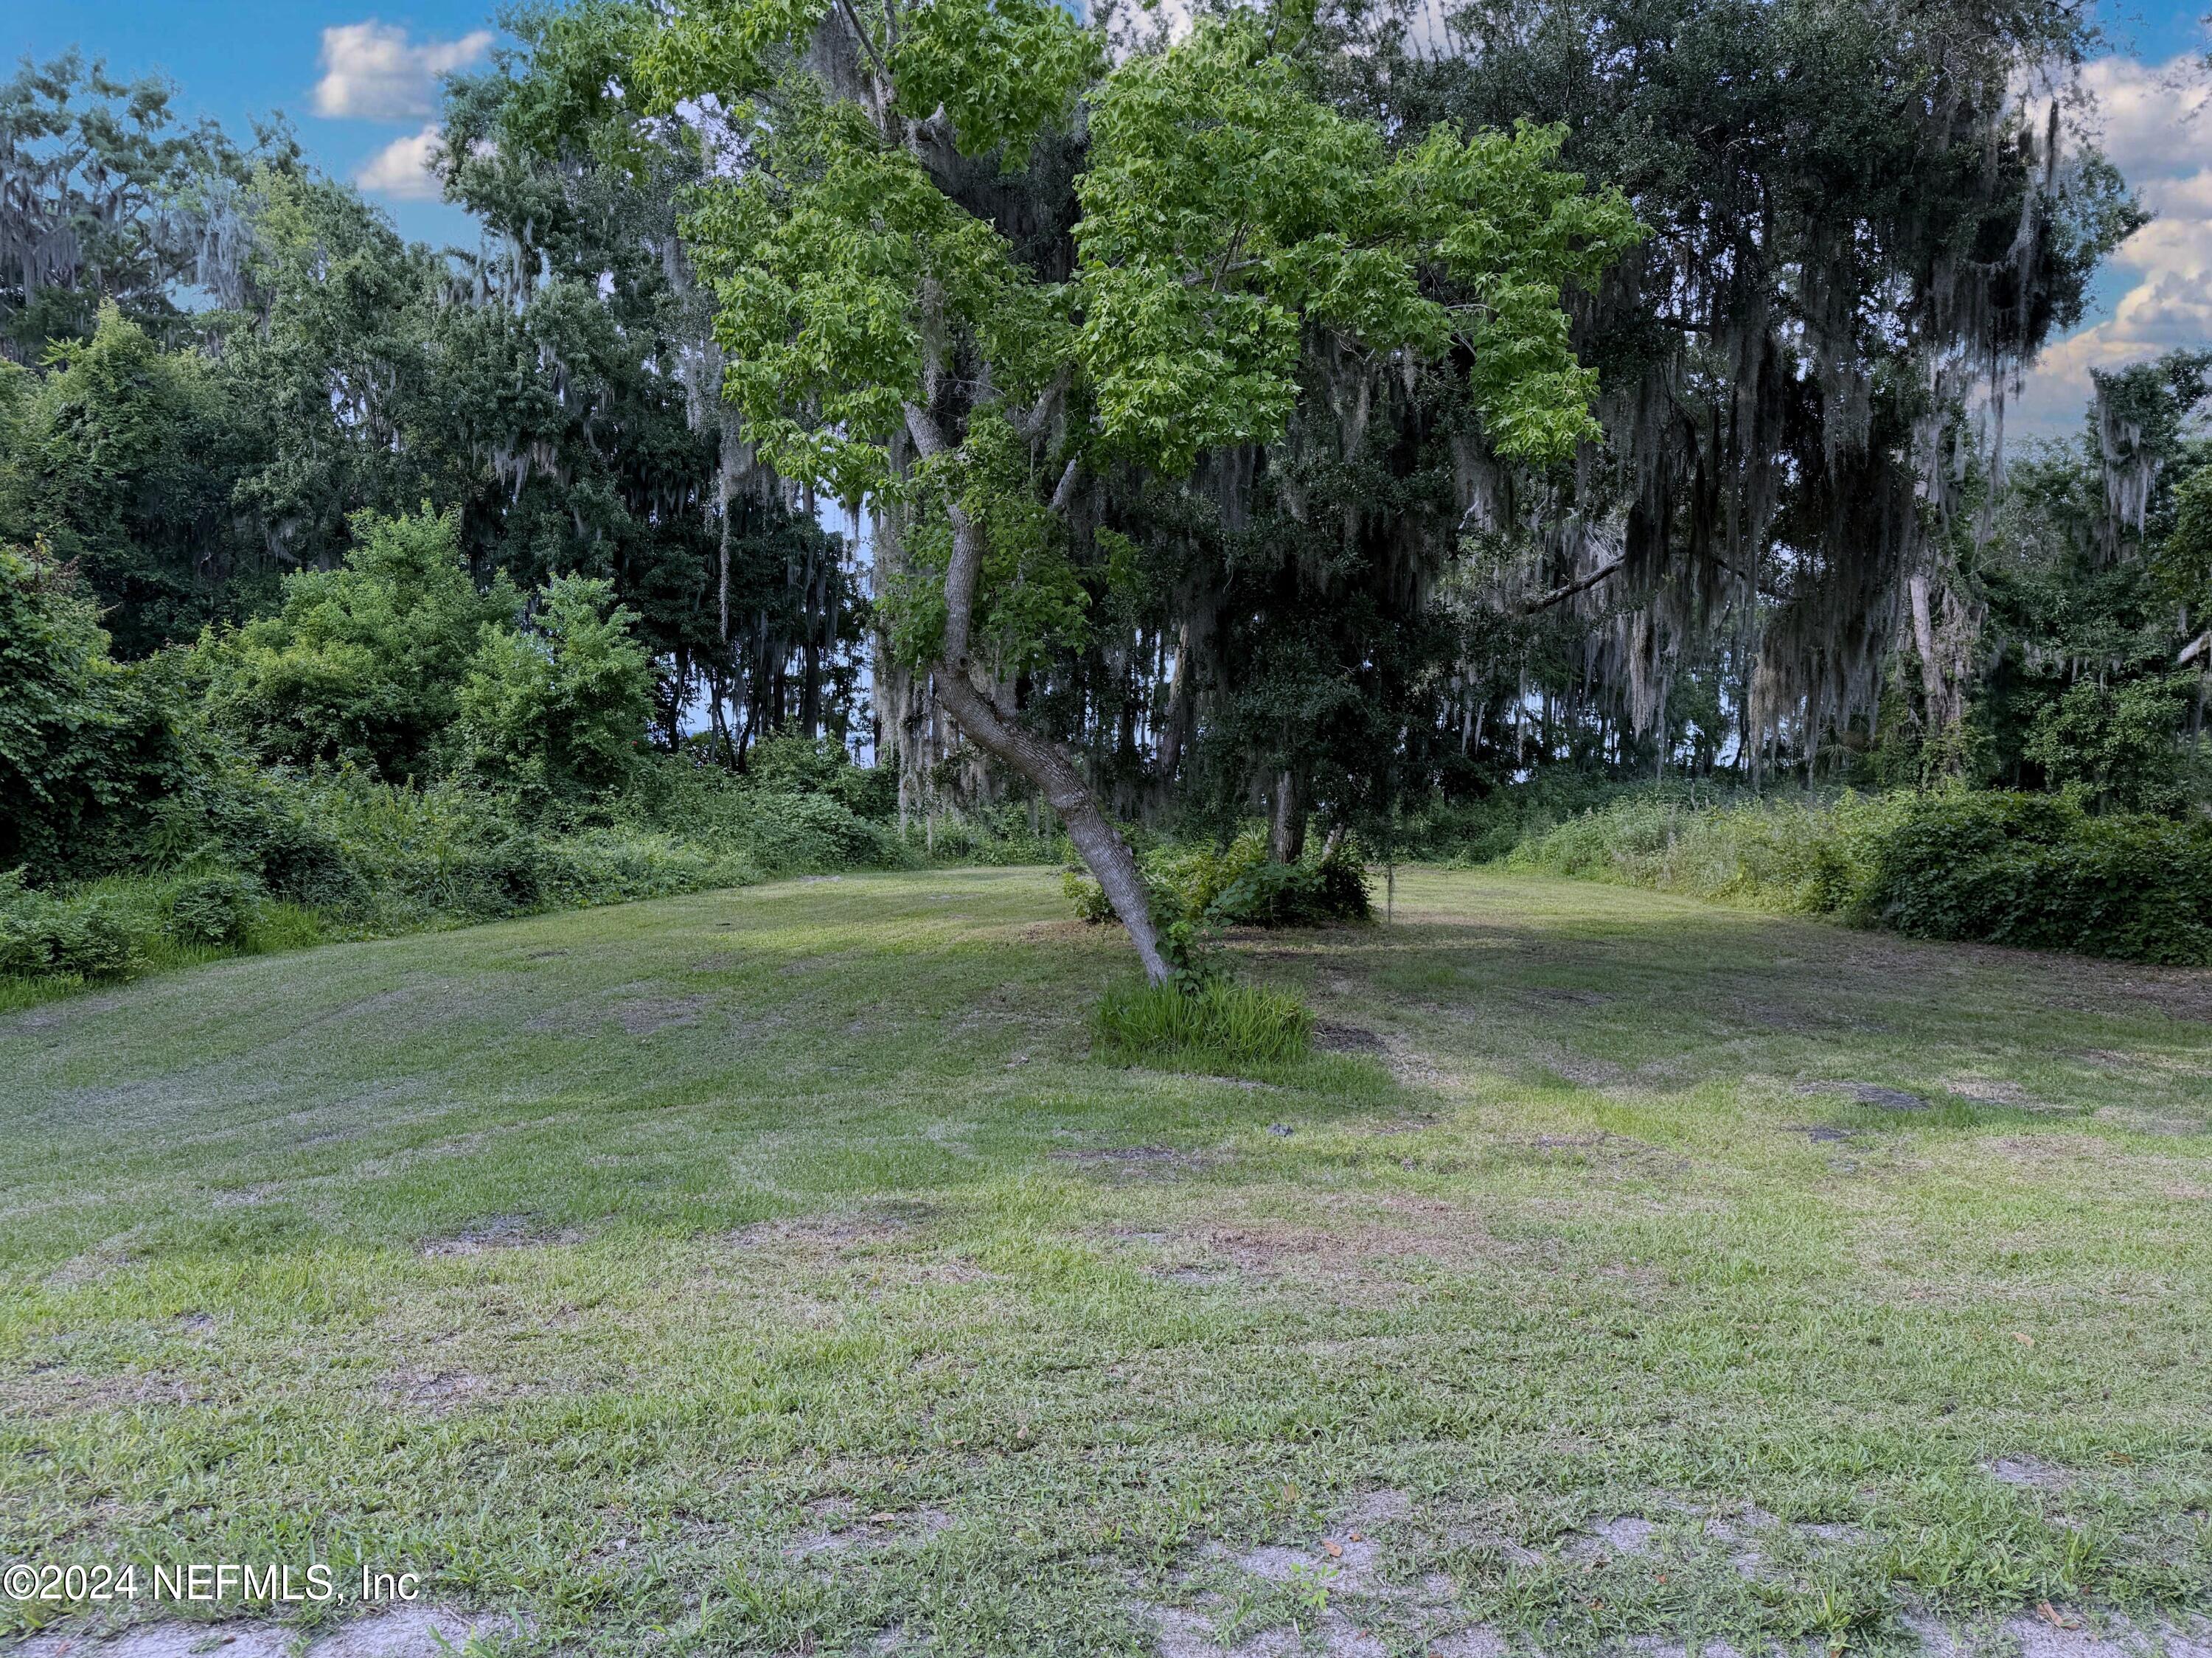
4 867 2210 1657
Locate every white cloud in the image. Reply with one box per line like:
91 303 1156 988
2068 53 2211 183
2011 51 2212 440
313 21 492 121
355 125 446 200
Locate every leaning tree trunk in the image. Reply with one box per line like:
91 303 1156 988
906 405 1172 983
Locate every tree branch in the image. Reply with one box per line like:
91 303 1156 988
1522 555 1627 613
837 0 893 82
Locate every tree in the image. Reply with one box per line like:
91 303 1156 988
202 506 520 779
1961 353 2212 801
0 542 194 877
1328 0 2135 775
0 304 257 655
456 572 655 796
641 0 1636 980
0 51 261 363
216 172 443 574
434 1 869 759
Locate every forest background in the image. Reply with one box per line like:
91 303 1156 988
5 0 2212 1002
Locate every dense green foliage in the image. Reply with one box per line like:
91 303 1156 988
1512 788 2212 965
0 545 195 874
202 507 524 777
0 523 922 1000
0 48 858 755
1065 827 1372 975
1 0 2201 1003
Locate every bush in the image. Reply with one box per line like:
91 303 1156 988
2023 676 2191 815
451 834 554 913
1511 785 2212 967
1093 978 1315 1066
1 544 198 880
0 876 141 980
201 506 518 779
1065 826 1372 939
1211 846 1372 927
747 732 898 818
1859 792 2212 964
455 574 654 798
162 871 265 947
732 791 894 873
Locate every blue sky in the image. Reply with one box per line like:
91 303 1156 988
10 0 495 245
10 1 2208 438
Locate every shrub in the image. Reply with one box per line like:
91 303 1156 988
2023 676 2191 815
747 732 897 818
0 876 141 980
0 544 198 879
1065 826 1372 938
1211 845 1372 927
1512 785 2212 967
3 745 909 997
451 834 555 914
1093 978 1315 1066
1858 792 2212 964
201 506 519 779
455 574 654 798
731 791 894 873
162 871 265 947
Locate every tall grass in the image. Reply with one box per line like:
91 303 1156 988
1506 790 1910 913
1093 978 1315 1067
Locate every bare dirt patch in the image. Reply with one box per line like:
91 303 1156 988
612 994 708 1035
420 1215 578 1257
1984 1455 2074 1491
1147 1600 1389 1658
1947 1078 2070 1113
1314 1022 1387 1053
785 1500 954 1558
1551 1055 1630 1087
386 1367 532 1412
1796 1079 1928 1110
43 1234 139 1290
1 1365 209 1413
1049 1144 1230 1176
1578 1515 1660 1558
1907 1610 2212 1658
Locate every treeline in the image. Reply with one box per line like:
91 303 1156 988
0 41 856 753
4 0 2211 987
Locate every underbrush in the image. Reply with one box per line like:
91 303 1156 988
1092 977 1315 1066
0 753 922 1002
1064 826 1371 952
1509 787 2212 965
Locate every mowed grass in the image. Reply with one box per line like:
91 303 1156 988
2 866 2210 1656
